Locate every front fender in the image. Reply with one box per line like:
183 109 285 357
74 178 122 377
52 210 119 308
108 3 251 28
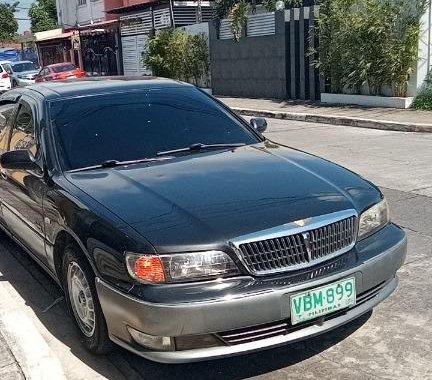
43 178 155 287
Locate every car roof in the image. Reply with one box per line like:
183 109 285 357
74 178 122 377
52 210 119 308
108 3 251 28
47 62 74 67
11 60 33 65
20 77 193 101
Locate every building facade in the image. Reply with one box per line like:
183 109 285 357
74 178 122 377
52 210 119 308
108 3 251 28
107 0 214 76
35 0 124 75
55 0 123 28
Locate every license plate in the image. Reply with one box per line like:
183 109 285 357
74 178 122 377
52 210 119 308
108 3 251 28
290 278 356 325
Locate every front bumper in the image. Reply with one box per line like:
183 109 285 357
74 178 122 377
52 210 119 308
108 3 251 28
96 223 407 363
16 78 36 86
0 85 11 92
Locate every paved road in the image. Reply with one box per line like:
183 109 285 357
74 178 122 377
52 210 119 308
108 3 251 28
0 120 431 380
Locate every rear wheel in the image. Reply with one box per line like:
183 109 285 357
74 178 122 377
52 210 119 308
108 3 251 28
62 244 113 354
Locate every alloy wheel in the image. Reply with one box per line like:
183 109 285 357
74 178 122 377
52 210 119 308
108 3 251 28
67 261 96 337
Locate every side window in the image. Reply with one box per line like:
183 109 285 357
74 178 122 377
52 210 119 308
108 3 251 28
9 102 38 156
0 104 15 131
0 103 16 152
3 64 13 75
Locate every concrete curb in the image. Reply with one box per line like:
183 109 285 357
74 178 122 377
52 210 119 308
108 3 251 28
231 107 432 133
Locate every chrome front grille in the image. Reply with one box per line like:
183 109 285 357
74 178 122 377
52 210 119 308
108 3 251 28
232 211 358 275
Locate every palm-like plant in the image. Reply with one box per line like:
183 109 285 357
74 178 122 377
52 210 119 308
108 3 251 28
313 0 427 97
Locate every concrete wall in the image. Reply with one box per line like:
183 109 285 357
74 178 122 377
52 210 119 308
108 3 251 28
210 11 286 99
408 3 432 97
105 0 123 19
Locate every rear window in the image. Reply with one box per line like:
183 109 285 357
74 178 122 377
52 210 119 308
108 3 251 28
51 64 76 73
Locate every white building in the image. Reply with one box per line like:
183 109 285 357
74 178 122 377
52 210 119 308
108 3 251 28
55 0 106 28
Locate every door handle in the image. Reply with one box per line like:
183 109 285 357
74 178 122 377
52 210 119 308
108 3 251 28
1 169 7 180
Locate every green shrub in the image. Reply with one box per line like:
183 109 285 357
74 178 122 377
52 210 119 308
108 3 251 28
411 95 432 110
143 29 209 86
313 0 428 97
412 71 432 110
143 29 174 78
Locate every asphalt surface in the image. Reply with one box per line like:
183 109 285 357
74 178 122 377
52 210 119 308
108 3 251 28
0 119 431 380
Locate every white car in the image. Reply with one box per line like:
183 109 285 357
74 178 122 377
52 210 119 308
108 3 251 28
8 61 40 87
0 61 12 93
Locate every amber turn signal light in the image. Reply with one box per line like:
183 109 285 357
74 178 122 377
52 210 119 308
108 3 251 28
126 255 166 283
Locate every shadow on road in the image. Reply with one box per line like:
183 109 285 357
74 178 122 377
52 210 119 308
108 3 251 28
0 231 371 380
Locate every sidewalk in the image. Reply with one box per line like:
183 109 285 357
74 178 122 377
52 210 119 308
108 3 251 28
218 97 432 133
0 331 24 380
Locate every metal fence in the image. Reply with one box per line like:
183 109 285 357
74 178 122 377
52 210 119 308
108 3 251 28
210 7 321 100
247 12 276 37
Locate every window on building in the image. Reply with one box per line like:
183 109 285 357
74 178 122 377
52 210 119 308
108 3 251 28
78 0 86 6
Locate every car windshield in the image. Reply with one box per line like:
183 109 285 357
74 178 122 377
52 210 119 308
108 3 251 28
51 64 76 73
11 62 38 72
51 87 260 171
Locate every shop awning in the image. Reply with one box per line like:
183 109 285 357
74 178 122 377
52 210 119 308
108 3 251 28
35 31 74 42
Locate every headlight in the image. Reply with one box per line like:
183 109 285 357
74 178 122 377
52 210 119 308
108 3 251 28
358 199 389 239
125 251 240 284
17 75 25 79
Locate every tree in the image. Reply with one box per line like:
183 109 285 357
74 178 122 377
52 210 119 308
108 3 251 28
0 2 19 41
29 0 57 33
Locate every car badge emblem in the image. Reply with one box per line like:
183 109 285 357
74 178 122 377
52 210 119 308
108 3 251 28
294 219 306 227
302 232 313 262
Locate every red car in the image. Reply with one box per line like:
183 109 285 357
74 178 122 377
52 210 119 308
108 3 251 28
35 62 86 82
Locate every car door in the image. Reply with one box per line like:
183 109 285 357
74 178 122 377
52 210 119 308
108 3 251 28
44 68 54 81
36 67 47 82
0 96 48 265
0 101 17 229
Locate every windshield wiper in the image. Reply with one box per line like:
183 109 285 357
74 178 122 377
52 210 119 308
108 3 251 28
67 157 171 173
156 143 246 157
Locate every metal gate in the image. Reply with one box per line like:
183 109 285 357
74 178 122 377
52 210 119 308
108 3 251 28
121 35 152 76
81 32 119 76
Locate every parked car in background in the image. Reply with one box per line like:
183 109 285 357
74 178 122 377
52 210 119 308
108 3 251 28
0 48 18 63
0 78 407 363
0 61 12 93
5 61 40 87
35 62 86 82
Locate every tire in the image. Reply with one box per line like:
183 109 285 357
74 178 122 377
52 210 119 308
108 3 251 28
62 244 113 354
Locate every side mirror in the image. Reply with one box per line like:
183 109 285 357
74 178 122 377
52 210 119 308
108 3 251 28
250 117 268 133
1 150 40 172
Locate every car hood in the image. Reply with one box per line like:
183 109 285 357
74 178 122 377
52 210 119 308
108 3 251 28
64 142 381 251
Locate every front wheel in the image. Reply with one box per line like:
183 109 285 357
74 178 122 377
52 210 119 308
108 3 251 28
62 245 112 354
